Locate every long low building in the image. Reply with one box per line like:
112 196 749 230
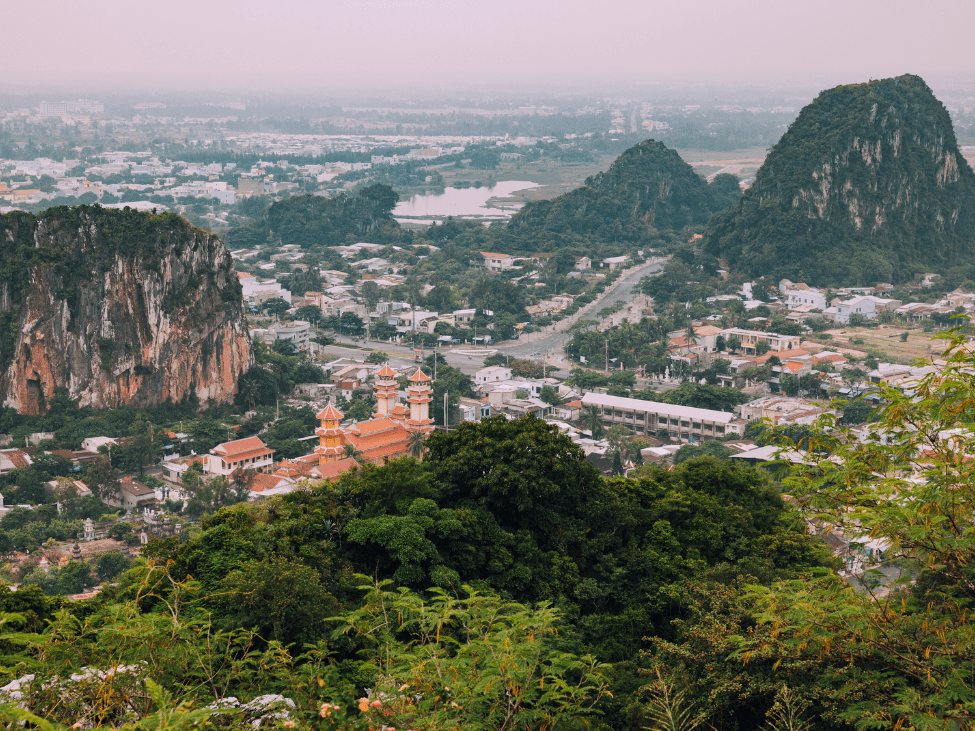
581 392 745 442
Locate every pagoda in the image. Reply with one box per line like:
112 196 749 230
406 368 435 435
314 404 346 464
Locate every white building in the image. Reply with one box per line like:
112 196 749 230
827 295 902 325
781 283 827 311
270 320 311 350
581 392 744 441
481 252 515 271
205 437 275 477
718 328 801 355
475 365 512 385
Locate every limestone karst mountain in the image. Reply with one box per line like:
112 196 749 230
0 205 252 414
505 139 738 252
703 74 975 285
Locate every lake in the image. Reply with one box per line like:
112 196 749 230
394 180 538 222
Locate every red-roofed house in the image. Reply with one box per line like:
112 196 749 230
246 472 295 499
206 436 275 477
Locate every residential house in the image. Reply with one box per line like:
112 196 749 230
602 256 630 270
780 281 827 310
475 365 512 385
574 256 592 271
719 328 801 355
270 320 310 350
205 436 275 477
458 397 492 422
738 396 827 426
481 252 515 271
827 295 902 324
103 477 158 511
0 448 32 475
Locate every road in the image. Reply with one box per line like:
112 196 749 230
313 258 664 375
496 259 663 359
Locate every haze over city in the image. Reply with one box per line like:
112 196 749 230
3 0 975 94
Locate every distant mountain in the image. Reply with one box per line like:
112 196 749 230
703 75 975 285
222 184 401 250
504 140 737 253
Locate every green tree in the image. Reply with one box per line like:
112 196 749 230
333 578 610 731
295 304 323 326
538 385 562 406
189 416 227 453
95 550 132 581
739 322 975 728
83 455 119 502
215 555 333 647
260 297 290 316
582 404 605 438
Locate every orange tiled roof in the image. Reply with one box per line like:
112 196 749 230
349 416 401 437
221 447 274 462
376 364 398 378
409 368 432 383
213 436 270 457
781 361 805 374
248 473 290 493
0 449 31 469
318 457 360 481
317 404 345 420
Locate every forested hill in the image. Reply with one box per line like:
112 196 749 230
703 74 975 286
503 139 741 254
222 184 402 250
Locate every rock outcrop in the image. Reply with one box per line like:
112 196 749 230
0 205 252 414
703 75 975 285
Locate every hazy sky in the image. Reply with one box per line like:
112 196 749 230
4 0 974 93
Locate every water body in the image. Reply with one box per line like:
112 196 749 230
394 180 538 222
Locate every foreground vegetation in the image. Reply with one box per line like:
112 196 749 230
9 318 975 729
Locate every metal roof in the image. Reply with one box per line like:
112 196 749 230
581 392 735 423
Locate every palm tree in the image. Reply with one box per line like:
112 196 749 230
407 430 426 459
582 404 604 439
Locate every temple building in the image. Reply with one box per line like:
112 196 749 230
313 366 434 468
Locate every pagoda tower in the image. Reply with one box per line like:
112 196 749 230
314 404 346 464
373 364 399 417
406 368 435 435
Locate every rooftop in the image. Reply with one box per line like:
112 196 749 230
582 392 735 423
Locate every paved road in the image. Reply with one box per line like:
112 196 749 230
313 258 664 375
496 260 663 359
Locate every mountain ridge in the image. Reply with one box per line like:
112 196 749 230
702 74 975 285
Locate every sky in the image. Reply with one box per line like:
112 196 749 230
4 0 975 94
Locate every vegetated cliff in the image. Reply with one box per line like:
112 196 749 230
504 139 737 254
0 206 252 414
703 74 975 285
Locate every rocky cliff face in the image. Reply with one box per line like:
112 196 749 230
703 75 975 285
0 206 252 414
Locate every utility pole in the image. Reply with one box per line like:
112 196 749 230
444 392 449 430
605 339 609 373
